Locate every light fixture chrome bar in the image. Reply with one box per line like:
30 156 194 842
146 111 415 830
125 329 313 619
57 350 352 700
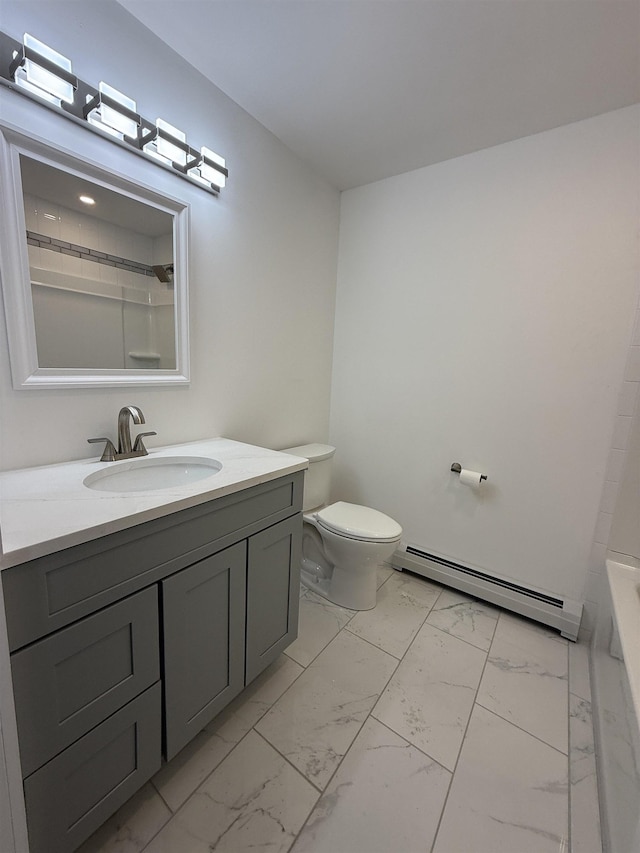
9 34 78 106
83 90 141 140
0 29 227 195
9 44 78 89
140 124 191 164
188 147 228 190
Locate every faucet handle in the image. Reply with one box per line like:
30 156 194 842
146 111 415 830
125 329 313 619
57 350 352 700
88 437 117 462
132 431 157 456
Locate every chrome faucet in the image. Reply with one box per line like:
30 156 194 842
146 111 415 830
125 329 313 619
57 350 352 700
118 405 144 455
88 405 157 461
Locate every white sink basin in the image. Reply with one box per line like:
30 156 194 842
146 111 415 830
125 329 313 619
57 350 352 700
84 456 223 492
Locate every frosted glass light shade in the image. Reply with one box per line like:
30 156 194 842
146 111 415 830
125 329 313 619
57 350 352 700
147 119 188 167
14 34 74 105
2 27 227 196
189 146 226 189
86 82 138 139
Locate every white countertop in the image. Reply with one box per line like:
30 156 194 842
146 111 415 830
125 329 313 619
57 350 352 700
0 438 308 570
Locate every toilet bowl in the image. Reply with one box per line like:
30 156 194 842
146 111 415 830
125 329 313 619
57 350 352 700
283 445 402 610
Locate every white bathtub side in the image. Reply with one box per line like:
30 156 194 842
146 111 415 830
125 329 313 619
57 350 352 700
591 557 640 853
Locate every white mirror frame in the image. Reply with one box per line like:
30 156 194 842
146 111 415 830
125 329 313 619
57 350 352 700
0 112 190 389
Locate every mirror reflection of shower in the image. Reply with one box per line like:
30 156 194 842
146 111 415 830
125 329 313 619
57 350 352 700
20 154 176 370
152 264 174 284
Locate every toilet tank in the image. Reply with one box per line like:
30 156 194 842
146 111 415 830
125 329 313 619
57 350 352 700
283 444 335 512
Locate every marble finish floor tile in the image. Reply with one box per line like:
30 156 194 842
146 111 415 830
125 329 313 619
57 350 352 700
153 654 303 811
433 705 568 853
291 717 451 853
372 621 486 770
78 783 171 853
346 570 441 658
285 589 354 668
145 730 318 853
426 587 499 651
376 564 395 588
477 612 569 753
256 629 397 789
569 640 592 702
84 593 598 853
570 693 602 853
593 654 639 852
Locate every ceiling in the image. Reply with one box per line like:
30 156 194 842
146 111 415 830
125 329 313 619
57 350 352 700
118 0 640 190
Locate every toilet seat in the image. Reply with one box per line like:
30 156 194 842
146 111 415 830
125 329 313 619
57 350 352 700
314 501 402 543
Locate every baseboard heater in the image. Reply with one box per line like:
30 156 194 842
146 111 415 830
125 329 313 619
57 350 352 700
391 545 583 642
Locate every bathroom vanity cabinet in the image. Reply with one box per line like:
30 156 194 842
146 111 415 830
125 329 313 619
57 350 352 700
1 472 303 853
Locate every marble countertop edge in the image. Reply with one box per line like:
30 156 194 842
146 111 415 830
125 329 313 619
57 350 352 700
0 437 308 570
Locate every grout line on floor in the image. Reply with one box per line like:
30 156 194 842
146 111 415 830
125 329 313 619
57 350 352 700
428 612 495 853
475 701 570 759
422 614 498 654
150 779 173 815
129 584 582 853
372 715 453 775
277 609 424 851
252 727 326 796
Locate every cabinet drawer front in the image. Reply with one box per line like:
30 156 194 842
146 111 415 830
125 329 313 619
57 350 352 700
4 472 303 650
12 586 159 777
23 682 161 853
163 542 246 760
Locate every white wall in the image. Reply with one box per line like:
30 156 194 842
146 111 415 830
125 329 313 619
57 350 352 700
579 322 640 635
330 107 640 604
609 392 640 561
0 0 340 471
0 4 340 850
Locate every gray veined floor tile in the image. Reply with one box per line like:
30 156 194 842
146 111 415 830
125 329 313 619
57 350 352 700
570 693 602 853
285 589 355 668
569 640 592 702
77 783 171 853
346 569 441 658
291 717 451 853
477 612 569 753
153 654 303 811
256 629 398 789
592 653 639 852
433 705 568 853
372 621 486 771
145 730 319 853
425 587 499 651
376 564 395 588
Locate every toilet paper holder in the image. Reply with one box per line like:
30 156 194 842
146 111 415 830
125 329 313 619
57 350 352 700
451 462 488 482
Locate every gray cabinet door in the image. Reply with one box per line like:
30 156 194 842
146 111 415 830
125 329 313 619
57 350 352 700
246 516 301 684
162 542 246 760
23 682 161 853
11 586 159 777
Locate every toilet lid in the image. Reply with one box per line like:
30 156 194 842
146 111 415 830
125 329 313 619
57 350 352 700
315 501 402 542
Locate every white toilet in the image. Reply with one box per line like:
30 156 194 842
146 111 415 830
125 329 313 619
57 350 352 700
283 444 402 610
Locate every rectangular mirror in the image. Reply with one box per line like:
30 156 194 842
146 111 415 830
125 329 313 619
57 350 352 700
0 128 190 388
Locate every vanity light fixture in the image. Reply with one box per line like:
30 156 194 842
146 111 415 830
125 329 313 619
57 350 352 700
141 119 189 168
9 33 76 107
0 29 228 195
188 146 227 190
84 81 140 141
